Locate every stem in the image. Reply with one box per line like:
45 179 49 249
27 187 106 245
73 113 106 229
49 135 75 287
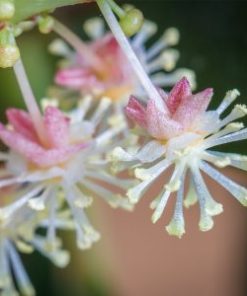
13 59 47 146
106 0 125 19
53 19 105 71
96 0 168 113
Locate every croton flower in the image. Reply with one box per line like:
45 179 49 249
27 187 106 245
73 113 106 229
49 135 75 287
51 17 195 106
0 186 70 296
110 77 247 237
0 99 133 252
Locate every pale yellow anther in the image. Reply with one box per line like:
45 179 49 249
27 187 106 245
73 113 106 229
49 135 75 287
199 215 214 232
162 27 180 46
166 219 185 238
214 157 231 168
234 104 247 116
226 122 244 131
16 240 34 254
165 180 181 192
225 89 240 101
160 49 180 71
41 97 59 111
108 114 125 127
83 17 105 39
28 198 45 211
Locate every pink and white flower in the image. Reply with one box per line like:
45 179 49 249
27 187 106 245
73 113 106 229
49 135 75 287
111 78 247 237
0 99 133 253
51 18 195 106
0 187 70 296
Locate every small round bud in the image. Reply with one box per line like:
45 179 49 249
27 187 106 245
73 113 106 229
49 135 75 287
122 4 134 11
38 15 54 34
120 8 144 37
0 0 15 21
0 44 20 68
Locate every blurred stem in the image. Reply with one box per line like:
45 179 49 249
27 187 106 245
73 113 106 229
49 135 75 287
13 0 85 23
13 58 47 145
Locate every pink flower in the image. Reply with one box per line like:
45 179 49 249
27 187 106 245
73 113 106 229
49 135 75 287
55 34 135 99
125 77 213 140
0 107 88 168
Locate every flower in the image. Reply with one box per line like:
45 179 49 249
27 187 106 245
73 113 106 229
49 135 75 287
110 77 247 238
0 99 133 251
51 17 195 106
0 187 70 296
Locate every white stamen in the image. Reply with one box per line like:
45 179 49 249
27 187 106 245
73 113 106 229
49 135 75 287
216 89 240 115
7 242 35 296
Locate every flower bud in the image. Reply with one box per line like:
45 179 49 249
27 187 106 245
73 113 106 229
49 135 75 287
120 8 144 37
0 44 19 68
38 15 54 34
0 0 15 21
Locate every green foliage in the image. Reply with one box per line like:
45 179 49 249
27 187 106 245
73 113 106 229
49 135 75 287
13 0 86 23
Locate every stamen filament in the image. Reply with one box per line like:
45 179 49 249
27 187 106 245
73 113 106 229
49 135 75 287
13 58 47 146
96 0 168 113
53 19 104 71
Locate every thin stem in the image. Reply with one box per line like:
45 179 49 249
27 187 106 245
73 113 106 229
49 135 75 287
13 58 47 145
53 19 105 71
96 0 168 113
106 0 125 19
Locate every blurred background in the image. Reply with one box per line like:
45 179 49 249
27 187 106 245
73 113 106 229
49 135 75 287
0 1 247 295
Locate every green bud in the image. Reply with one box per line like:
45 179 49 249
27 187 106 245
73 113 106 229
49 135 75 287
122 4 134 12
0 0 15 21
120 8 144 37
0 44 20 68
38 15 54 34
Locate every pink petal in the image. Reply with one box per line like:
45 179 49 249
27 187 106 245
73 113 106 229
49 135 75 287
44 107 70 148
0 124 88 168
6 109 39 142
173 88 213 128
93 34 119 57
166 77 192 114
125 96 147 128
146 100 183 140
55 68 100 90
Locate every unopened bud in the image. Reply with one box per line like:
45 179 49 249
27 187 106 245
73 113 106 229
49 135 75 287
38 15 54 34
0 44 19 68
120 8 144 37
0 0 15 21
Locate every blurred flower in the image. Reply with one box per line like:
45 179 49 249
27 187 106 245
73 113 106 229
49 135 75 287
0 187 70 296
0 98 133 252
110 78 247 237
51 17 195 110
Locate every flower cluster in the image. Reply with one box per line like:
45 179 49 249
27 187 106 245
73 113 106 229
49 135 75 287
111 77 247 237
50 17 195 118
0 0 246 294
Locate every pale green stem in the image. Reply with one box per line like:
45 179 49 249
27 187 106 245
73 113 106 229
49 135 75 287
53 19 105 71
13 58 47 145
96 0 168 113
106 0 125 18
